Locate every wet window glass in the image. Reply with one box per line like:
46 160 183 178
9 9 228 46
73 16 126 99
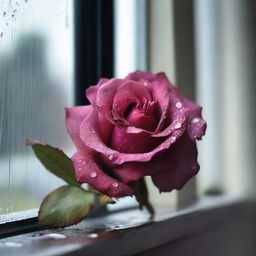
0 0 74 221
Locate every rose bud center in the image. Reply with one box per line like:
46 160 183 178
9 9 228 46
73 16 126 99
125 101 157 132
110 101 160 153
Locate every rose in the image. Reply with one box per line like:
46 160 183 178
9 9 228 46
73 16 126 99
65 71 206 197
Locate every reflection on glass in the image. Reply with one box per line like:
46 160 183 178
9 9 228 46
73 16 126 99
0 0 74 220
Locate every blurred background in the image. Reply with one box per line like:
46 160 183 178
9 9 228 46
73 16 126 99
0 0 256 221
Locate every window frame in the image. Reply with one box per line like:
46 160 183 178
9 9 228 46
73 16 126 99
74 0 114 106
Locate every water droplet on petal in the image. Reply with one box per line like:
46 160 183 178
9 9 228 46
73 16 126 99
40 233 66 240
4 242 23 247
82 160 87 165
89 172 97 178
108 154 114 160
170 136 176 143
175 102 182 108
87 233 98 238
174 123 181 129
78 167 82 171
112 183 119 188
191 117 200 124
92 130 96 134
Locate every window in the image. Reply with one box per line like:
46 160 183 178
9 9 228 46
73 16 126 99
1 0 256 255
1 0 256 225
0 0 74 221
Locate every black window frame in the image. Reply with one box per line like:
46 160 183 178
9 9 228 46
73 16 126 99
75 0 114 106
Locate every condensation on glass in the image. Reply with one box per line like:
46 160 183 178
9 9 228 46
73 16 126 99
0 0 74 220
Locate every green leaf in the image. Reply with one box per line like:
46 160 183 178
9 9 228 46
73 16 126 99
133 178 155 218
26 140 79 187
39 185 95 227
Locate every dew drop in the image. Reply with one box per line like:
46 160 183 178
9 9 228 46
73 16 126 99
78 167 82 171
89 172 97 178
87 233 98 238
82 160 87 165
92 130 96 134
112 182 119 188
4 242 23 247
40 233 66 240
170 136 176 143
174 123 181 129
191 117 200 124
108 154 114 160
175 102 182 108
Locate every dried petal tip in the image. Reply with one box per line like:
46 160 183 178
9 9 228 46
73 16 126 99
26 139 39 146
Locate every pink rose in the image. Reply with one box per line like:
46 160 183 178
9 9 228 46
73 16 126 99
66 71 206 197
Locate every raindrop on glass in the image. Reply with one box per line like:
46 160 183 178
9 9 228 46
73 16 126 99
89 172 97 178
0 32 3 38
3 12 6 17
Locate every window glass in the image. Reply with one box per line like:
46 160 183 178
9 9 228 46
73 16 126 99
0 0 74 220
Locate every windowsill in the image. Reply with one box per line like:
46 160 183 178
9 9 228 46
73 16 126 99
0 195 256 256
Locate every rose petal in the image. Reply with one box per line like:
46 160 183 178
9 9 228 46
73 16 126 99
124 70 161 82
86 78 109 107
127 107 157 131
182 97 207 140
112 150 176 183
147 74 172 133
151 108 190 137
65 106 92 149
110 125 162 154
92 78 124 120
151 133 199 192
80 109 182 165
112 80 152 114
72 151 133 197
